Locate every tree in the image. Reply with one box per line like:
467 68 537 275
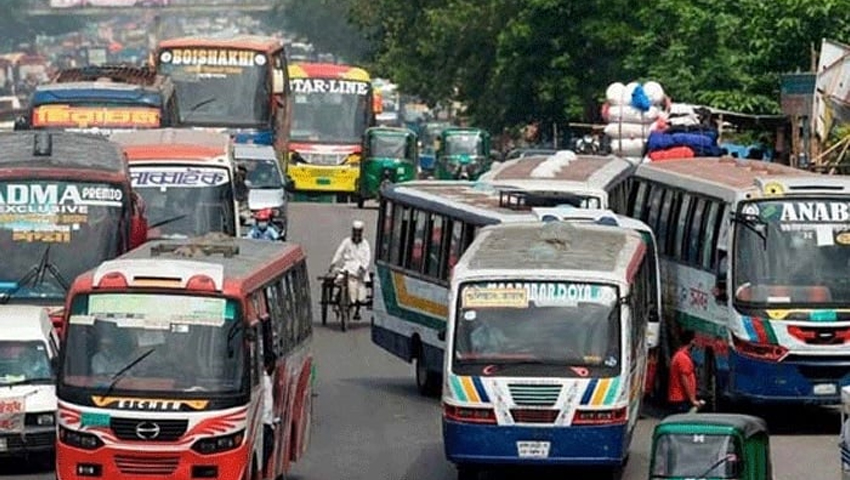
268 0 372 63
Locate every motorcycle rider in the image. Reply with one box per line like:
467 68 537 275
248 209 281 241
331 220 372 320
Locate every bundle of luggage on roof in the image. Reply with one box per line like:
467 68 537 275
601 81 722 161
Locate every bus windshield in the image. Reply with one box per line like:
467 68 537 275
159 53 271 128
291 85 370 144
452 281 621 377
0 340 53 385
445 134 483 157
369 134 408 158
734 198 850 306
61 293 245 395
131 165 236 238
0 180 124 302
651 434 740 479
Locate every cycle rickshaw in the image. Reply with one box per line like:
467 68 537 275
317 270 374 332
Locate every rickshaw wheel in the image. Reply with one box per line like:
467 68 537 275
320 279 329 326
356 196 365 209
339 282 350 332
702 351 721 412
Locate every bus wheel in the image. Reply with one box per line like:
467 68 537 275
456 464 480 480
414 343 440 397
702 351 721 412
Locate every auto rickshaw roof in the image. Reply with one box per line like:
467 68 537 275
443 127 487 136
366 126 415 137
658 413 768 439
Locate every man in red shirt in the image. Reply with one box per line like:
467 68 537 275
668 330 704 413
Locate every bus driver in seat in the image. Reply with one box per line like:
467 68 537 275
331 220 372 321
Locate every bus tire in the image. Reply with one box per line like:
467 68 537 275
456 464 480 480
414 342 440 397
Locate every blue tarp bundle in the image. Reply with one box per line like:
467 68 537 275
647 130 723 157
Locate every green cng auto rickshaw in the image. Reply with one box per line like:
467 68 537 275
356 126 418 208
435 127 492 180
649 414 773 480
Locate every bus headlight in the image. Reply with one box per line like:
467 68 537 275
59 426 103 450
191 430 245 455
36 413 54 426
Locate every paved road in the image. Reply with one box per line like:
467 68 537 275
2 203 840 480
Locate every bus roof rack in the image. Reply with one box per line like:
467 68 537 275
498 189 585 210
151 236 239 258
52 64 161 86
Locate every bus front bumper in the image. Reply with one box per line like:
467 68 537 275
56 444 250 480
728 350 850 404
287 164 359 193
442 419 627 467
0 426 55 457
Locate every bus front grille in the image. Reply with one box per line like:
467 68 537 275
508 384 561 407
110 418 189 441
510 408 560 424
114 454 179 475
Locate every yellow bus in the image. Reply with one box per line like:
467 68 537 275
286 63 377 199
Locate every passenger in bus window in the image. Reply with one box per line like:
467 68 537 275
91 333 123 376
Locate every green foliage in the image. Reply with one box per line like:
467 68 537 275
267 0 372 63
301 0 850 129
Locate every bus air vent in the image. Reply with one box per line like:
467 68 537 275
498 190 585 211
508 384 561 407
509 408 560 424
151 242 239 258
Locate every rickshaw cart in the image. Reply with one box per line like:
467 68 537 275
649 413 773 480
435 127 492 180
357 126 418 208
317 270 374 332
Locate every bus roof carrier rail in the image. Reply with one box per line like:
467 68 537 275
33 132 52 156
498 189 583 210
52 64 160 86
151 238 239 258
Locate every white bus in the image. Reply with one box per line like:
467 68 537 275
442 221 654 479
618 156 850 408
373 180 660 396
477 150 636 211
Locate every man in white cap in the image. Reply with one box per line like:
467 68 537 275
331 219 372 320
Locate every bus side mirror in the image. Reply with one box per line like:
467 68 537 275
273 69 285 95
438 330 446 341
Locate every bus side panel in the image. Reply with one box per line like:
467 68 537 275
371 264 446 373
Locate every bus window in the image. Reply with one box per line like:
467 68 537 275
701 202 721 270
427 215 445 277
391 205 409 265
674 194 693 260
658 190 678 255
647 187 665 231
687 199 707 265
409 210 426 272
631 181 649 219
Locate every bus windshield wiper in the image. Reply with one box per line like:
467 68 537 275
102 347 156 399
149 214 188 230
181 97 217 122
0 246 69 304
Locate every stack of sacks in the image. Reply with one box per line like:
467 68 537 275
646 103 722 161
602 81 668 157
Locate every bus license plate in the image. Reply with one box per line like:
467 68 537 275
517 441 550 458
814 383 837 395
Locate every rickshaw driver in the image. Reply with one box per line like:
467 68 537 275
330 220 372 320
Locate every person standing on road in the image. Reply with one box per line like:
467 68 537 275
668 329 704 413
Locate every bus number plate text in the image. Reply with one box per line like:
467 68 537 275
814 383 837 395
517 441 550 458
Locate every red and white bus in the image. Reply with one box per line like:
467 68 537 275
55 236 314 480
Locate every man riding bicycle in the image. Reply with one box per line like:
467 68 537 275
330 220 372 320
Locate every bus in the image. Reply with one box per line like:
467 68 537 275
0 131 144 334
110 129 240 239
23 65 178 135
617 156 850 407
56 236 314 480
443 221 654 478
374 180 660 396
154 36 290 153
477 150 636 210
285 63 376 198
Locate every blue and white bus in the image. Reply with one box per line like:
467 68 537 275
373 181 659 397
443 221 655 479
